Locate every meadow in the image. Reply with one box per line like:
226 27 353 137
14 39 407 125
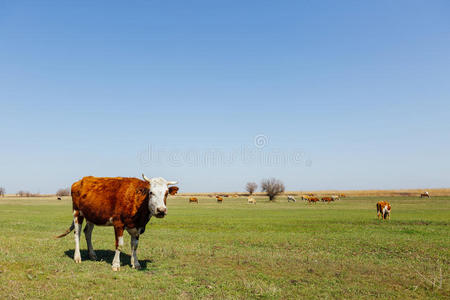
0 195 448 299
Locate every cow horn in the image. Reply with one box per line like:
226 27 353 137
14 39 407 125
166 181 178 185
142 174 151 182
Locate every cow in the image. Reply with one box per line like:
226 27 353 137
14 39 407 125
339 194 346 198
321 197 333 203
308 197 319 203
420 191 430 198
247 197 256 204
331 195 340 201
287 195 296 203
376 201 391 220
216 196 223 203
57 197 62 200
189 197 199 203
56 174 179 271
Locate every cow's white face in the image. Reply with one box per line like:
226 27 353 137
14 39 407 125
383 206 390 219
142 175 178 218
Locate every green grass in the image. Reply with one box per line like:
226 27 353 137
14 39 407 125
0 196 449 299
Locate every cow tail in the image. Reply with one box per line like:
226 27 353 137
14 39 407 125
55 221 75 238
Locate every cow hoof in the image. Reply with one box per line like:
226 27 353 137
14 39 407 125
112 266 120 271
133 264 141 270
74 257 82 264
89 253 97 261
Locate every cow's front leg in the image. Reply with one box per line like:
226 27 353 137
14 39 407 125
127 228 140 269
112 226 124 271
73 211 84 263
84 222 97 260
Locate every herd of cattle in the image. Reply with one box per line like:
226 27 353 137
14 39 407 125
188 193 344 204
55 175 430 271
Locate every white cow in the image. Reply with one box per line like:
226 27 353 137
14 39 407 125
287 195 296 203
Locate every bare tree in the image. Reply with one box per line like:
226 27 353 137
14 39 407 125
0 187 5 197
17 190 32 197
56 188 71 197
246 182 258 195
261 178 285 201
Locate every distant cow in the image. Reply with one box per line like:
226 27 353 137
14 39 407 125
321 197 333 203
331 195 340 201
308 197 319 203
216 196 223 203
302 195 310 201
56 175 179 271
247 197 256 204
339 194 346 198
376 201 391 220
420 192 430 198
287 195 296 203
189 197 198 203
57 197 62 201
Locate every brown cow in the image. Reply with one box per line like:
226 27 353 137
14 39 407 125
189 197 198 203
56 174 179 271
216 196 223 203
376 201 391 220
321 197 333 203
309 197 319 203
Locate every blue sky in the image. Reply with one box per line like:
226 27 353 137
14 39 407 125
1 1 449 193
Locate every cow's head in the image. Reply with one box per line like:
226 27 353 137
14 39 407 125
142 174 179 218
383 205 391 219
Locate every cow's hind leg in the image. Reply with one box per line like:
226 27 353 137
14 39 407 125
73 210 84 263
84 222 97 260
127 228 141 269
112 226 124 271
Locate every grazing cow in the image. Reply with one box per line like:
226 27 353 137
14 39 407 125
301 195 310 201
247 197 256 204
307 193 315 197
331 195 340 201
287 195 296 203
189 197 198 203
339 194 346 198
376 201 391 220
216 196 223 203
420 191 430 198
56 175 179 271
308 197 319 203
57 197 62 201
321 197 333 203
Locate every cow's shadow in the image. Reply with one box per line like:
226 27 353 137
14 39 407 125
64 249 152 270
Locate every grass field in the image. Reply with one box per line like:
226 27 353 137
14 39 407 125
0 195 448 299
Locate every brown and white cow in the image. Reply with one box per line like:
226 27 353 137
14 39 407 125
321 197 333 203
189 197 198 203
376 201 391 220
420 191 430 198
216 196 223 203
308 197 319 203
57 174 179 271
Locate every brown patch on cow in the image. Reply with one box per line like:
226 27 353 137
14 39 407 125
168 186 179 195
71 177 151 229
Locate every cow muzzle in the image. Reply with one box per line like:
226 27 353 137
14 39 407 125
155 207 167 218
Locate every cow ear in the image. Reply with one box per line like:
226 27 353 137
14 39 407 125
168 186 179 195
